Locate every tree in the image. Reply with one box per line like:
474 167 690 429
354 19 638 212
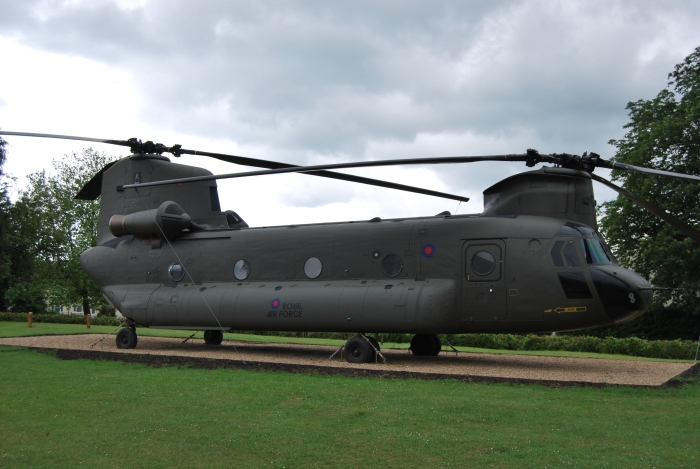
0 133 13 310
601 46 700 315
5 149 116 314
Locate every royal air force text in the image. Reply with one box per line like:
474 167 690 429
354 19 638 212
267 303 303 318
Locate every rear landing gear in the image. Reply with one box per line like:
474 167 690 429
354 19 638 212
116 327 138 349
204 330 224 345
345 336 373 363
410 334 441 356
431 334 442 356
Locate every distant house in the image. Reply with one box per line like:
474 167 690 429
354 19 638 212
51 305 87 315
50 305 122 317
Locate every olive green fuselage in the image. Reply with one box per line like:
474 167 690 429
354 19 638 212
81 213 650 334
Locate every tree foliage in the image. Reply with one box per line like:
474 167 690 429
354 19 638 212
0 134 12 310
601 46 700 315
5 149 116 314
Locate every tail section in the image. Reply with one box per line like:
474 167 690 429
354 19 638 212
77 153 229 245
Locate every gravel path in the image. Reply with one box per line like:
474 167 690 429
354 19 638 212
0 334 693 387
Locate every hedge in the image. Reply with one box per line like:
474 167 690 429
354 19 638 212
233 330 699 360
0 312 120 326
1 313 697 360
442 333 698 360
562 303 700 341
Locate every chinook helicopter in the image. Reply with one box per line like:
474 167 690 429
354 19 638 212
3 131 700 363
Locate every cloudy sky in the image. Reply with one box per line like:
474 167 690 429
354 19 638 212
1 0 699 227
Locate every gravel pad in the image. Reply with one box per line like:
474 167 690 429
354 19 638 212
0 334 694 387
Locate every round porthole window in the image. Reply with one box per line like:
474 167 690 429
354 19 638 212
471 251 495 276
168 263 185 282
233 259 251 280
381 254 403 278
304 257 323 279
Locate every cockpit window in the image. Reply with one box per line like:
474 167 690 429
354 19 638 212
595 233 618 264
563 241 581 267
555 222 617 265
550 240 565 267
556 224 582 236
557 222 595 236
552 222 620 269
580 238 612 264
558 271 593 299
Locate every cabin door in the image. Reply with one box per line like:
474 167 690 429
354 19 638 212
461 240 507 323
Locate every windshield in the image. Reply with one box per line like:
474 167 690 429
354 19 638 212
579 238 612 264
556 222 617 265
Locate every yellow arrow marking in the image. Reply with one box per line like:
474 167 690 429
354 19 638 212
553 306 587 314
544 307 587 313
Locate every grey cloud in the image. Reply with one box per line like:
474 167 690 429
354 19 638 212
2 0 700 205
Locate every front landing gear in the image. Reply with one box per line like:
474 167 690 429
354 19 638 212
410 334 441 356
204 330 224 345
116 327 138 349
344 335 384 364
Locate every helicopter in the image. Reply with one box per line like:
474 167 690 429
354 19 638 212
2 131 700 364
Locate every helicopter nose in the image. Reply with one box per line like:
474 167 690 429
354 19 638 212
589 266 652 324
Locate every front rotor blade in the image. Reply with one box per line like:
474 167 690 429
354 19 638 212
119 154 538 192
591 173 700 244
596 159 700 182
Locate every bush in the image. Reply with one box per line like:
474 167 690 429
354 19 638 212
4 282 48 314
562 303 700 341
96 305 116 317
448 333 697 360
0 311 120 326
232 330 698 360
1 315 696 360
92 315 121 326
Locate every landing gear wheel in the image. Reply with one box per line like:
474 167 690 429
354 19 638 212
116 328 137 349
410 334 436 356
204 330 224 345
367 336 380 352
345 336 373 363
430 334 442 356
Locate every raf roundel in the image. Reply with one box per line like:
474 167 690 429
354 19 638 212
422 244 436 258
270 299 281 309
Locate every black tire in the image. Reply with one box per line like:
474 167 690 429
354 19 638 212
345 336 373 363
204 330 224 345
431 334 442 356
116 328 137 349
367 336 380 352
410 334 436 356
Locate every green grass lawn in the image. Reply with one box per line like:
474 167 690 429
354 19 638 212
1 321 694 362
0 345 698 469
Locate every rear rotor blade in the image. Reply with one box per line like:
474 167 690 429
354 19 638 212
590 173 700 244
178 148 539 167
119 154 542 191
1 131 470 202
0 131 132 148
178 149 473 201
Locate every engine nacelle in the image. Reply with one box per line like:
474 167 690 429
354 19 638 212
109 201 194 238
